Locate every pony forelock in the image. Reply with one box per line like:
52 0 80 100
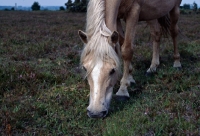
81 0 120 76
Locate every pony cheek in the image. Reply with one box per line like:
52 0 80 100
105 87 113 108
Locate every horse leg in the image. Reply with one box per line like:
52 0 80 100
146 19 161 74
170 6 181 68
117 18 124 46
116 5 140 99
114 19 125 56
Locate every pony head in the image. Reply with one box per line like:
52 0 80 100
78 27 120 118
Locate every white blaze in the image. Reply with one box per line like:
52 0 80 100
91 61 103 103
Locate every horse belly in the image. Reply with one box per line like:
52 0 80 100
139 0 177 21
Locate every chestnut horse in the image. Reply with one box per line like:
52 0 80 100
78 0 182 118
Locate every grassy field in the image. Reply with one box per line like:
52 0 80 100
0 11 199 135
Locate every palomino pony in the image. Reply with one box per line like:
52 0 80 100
78 0 182 118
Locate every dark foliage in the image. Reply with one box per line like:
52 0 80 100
193 2 198 13
31 2 40 11
65 0 88 12
183 4 190 9
59 6 65 11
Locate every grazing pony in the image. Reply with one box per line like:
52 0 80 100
78 0 182 118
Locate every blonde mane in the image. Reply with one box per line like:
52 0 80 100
81 0 120 75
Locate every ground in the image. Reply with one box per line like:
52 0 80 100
0 11 200 135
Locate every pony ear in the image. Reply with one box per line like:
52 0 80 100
78 30 88 44
108 31 119 44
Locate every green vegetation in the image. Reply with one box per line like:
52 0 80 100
59 6 65 11
0 11 200 135
3 7 15 11
182 4 190 9
31 2 41 11
180 1 199 14
65 0 88 12
193 2 198 13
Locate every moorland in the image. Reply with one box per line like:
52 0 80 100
0 11 200 135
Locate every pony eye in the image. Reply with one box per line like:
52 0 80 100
109 69 115 75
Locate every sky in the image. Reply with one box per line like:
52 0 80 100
0 0 67 6
0 0 200 6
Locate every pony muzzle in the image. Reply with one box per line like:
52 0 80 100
87 102 108 118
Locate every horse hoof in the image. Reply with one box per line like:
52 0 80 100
130 81 135 86
113 95 130 101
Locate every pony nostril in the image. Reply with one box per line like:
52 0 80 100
101 110 108 116
87 110 92 115
87 110 108 118
87 110 95 116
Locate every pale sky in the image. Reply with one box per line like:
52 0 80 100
0 0 67 6
0 0 200 6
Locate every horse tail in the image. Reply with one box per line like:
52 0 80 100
157 14 171 38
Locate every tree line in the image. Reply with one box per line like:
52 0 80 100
181 2 199 12
3 1 199 13
65 0 88 12
31 0 88 12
